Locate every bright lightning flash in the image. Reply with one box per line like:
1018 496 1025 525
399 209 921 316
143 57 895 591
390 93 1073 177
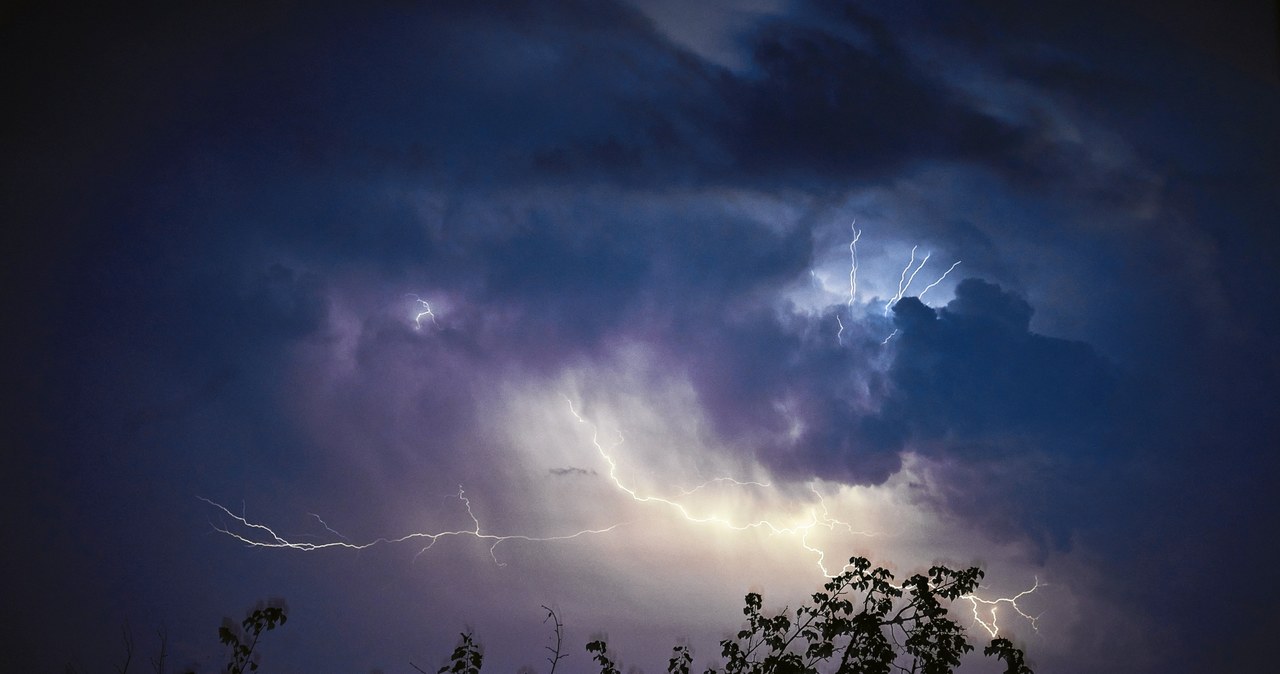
561 395 875 574
558 397 1039 635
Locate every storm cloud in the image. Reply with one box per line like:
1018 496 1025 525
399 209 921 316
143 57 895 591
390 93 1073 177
6 2 1278 673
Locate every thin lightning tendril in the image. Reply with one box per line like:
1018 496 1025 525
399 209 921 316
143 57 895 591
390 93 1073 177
885 247 932 316
675 476 773 496
404 293 439 329
918 261 961 300
847 223 861 310
838 223 860 345
876 241 960 345
902 252 932 298
308 513 350 542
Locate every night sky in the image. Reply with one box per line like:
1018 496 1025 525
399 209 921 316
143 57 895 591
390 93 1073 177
6 1 1279 673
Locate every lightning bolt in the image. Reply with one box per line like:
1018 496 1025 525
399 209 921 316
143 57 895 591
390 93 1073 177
918 261 961 300
675 476 773 496
558 400 1041 637
405 293 439 329
885 246 932 316
562 395 879 574
875 242 960 344
847 222 861 310
837 222 860 346
197 488 622 567
963 578 1043 637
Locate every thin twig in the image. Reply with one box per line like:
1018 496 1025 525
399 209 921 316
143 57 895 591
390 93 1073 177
114 624 135 674
542 605 567 674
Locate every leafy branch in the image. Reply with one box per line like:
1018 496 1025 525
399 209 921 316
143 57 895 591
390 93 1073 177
433 556 1033 674
216 604 288 674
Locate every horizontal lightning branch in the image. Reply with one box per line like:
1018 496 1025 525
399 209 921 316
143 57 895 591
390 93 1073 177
198 489 622 567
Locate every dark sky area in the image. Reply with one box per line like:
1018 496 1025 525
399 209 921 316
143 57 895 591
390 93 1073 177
5 1 1279 673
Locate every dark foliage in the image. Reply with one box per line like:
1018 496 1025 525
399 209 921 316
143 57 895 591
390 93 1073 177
443 556 1033 674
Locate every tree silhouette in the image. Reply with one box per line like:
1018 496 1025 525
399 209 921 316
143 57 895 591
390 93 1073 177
124 557 1031 673
432 632 484 674
440 556 1034 674
207 602 288 674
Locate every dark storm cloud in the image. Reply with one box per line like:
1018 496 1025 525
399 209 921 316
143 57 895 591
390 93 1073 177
722 7 1029 186
882 279 1115 452
104 0 1131 513
24 0 1039 200
879 281 1120 549
499 1 1039 187
0 0 1058 341
658 277 1118 500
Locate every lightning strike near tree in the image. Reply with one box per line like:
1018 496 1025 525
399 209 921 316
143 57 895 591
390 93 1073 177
558 394 1042 637
964 578 1044 637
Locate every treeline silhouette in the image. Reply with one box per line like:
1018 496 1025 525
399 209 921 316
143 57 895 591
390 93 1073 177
95 557 1033 674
